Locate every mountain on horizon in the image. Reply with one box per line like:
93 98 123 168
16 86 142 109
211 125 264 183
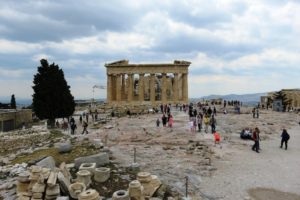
1 93 266 107
200 92 266 105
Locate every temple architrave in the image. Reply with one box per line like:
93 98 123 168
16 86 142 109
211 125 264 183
105 60 191 106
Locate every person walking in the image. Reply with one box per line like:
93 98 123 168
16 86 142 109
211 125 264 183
85 113 89 123
162 114 167 127
79 115 83 124
204 114 210 133
168 115 174 131
71 123 77 135
252 127 260 153
213 130 222 148
280 129 290 150
197 113 203 132
256 108 259 118
252 108 256 118
82 121 88 134
156 118 160 127
213 106 217 116
70 117 75 126
210 115 217 134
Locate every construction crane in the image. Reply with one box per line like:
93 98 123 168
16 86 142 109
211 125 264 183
92 85 106 104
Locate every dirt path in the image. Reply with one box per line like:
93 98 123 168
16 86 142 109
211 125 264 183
200 125 300 200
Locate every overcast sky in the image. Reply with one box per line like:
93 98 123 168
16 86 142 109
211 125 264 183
0 0 299 100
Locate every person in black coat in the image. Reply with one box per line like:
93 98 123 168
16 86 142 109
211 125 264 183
280 129 290 150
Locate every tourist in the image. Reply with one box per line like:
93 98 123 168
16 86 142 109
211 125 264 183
95 109 98 120
252 127 260 153
156 118 160 127
193 117 197 133
55 120 60 128
162 114 167 127
62 120 68 131
280 129 290 150
197 113 203 132
213 130 221 148
256 108 259 118
70 117 75 125
210 115 217 133
213 106 217 116
168 115 174 131
85 113 89 123
71 123 77 135
240 128 252 140
189 119 194 132
193 109 197 117
79 115 83 124
204 114 210 133
207 107 212 117
82 121 88 134
252 108 256 118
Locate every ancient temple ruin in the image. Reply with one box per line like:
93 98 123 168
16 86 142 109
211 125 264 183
105 60 191 105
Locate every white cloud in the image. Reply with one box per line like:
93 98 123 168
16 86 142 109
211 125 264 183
0 67 30 78
1 0 300 99
32 54 53 62
46 32 153 55
0 39 41 54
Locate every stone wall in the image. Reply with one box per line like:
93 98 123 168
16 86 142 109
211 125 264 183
0 109 32 132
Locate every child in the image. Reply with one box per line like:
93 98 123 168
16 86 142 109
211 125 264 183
213 131 222 148
156 118 160 127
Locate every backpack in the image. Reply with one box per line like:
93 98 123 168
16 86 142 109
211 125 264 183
287 133 290 140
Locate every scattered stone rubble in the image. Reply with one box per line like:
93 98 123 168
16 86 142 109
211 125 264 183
1 147 175 200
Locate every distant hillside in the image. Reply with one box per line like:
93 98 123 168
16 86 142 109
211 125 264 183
199 92 267 105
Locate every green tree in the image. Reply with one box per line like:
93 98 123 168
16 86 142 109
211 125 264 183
10 94 16 109
32 59 75 127
273 90 290 112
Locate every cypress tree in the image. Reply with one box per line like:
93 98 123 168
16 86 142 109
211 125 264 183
10 94 16 109
32 59 75 127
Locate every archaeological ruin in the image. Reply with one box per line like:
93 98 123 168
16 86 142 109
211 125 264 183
261 89 300 110
105 60 191 106
0 109 32 132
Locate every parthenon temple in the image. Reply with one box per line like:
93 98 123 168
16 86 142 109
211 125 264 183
105 60 191 105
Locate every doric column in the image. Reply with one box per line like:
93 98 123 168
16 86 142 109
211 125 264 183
138 73 145 102
182 73 188 103
127 73 133 102
107 74 113 104
161 73 167 103
150 74 155 103
173 73 179 102
111 74 116 101
116 74 122 102
121 74 126 100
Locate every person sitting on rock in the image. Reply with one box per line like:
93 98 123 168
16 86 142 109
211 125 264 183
240 128 252 139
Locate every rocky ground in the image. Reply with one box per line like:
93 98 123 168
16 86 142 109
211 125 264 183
83 106 300 200
1 105 300 200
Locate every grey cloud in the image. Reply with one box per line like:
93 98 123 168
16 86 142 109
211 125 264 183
0 0 141 42
151 32 261 57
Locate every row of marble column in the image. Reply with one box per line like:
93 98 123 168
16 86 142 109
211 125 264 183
107 73 188 104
